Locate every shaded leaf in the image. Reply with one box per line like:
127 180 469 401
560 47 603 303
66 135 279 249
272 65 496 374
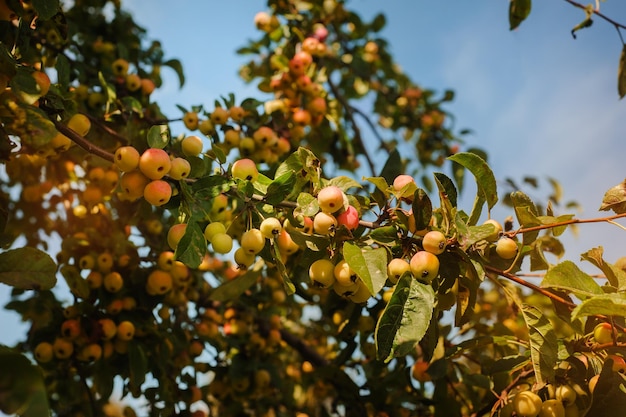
343 241 387 296
175 222 206 269
270 239 295 295
0 349 49 416
411 188 433 232
61 265 89 299
619 44 626 99
32 0 59 20
541 260 603 299
128 342 148 391
585 358 626 416
599 179 626 214
379 149 401 185
328 175 362 192
265 171 295 205
521 304 558 386
210 265 262 302
295 192 319 218
509 0 532 30
448 152 497 219
369 226 399 245
433 172 458 209
0 247 56 290
375 273 435 362
163 58 185 88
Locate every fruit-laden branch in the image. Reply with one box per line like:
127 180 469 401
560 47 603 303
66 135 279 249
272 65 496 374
564 0 626 33
506 212 626 237
51 118 115 163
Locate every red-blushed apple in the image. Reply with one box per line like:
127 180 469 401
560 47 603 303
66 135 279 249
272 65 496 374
143 180 172 206
593 322 614 344
317 185 345 214
181 135 203 157
422 230 447 255
167 223 187 250
139 148 171 180
231 158 259 181
410 251 440 282
313 211 337 235
337 205 359 230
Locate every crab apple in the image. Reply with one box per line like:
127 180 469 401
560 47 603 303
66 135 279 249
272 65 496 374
229 105 246 122
231 158 259 181
112 58 129 77
61 319 81 339
223 129 241 148
79 254 96 270
97 252 114 272
48 132 72 153
608 354 626 372
317 186 346 214
307 96 327 116
260 217 283 239
309 259 336 288
387 258 411 284
393 174 416 192
210 194 229 219
277 230 299 255
556 385 577 406
68 113 91 136
167 223 187 250
483 218 503 242
211 233 233 254
539 399 565 417
183 111 199 130
289 51 313 76
496 237 518 260
292 108 312 126
114 146 140 172
198 118 215 136
593 322 614 344
104 271 124 293
98 318 117 340
119 170 150 201
334 260 357 286
241 228 265 255
53 337 74 359
146 269 173 295
181 135 203 157
410 251 440 282
79 343 103 362
116 321 135 341
422 230 447 255
34 342 54 363
86 271 103 289
253 126 278 148
337 205 360 230
411 361 431 382
204 222 226 241
139 148 171 180
348 280 372 303
169 157 191 180
125 74 141 92
313 211 337 235
513 391 542 417
144 180 172 206
234 247 256 269
141 78 155 95
33 71 51 96
210 107 229 125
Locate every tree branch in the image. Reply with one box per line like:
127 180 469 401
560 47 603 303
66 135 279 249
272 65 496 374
506 212 626 237
563 0 626 33
51 117 115 163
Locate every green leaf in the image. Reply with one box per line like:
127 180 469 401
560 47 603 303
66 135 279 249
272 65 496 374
295 192 319 217
411 188 433 232
433 172 458 209
448 152 496 220
570 5 594 39
163 58 185 88
375 274 435 362
571 292 626 321
175 222 206 269
343 241 388 296
599 178 626 214
369 226 399 245
31 0 60 20
364 176 389 195
270 239 295 295
0 349 49 416
581 247 626 290
328 175 362 192
0 247 57 290
457 221 497 250
619 44 626 99
61 265 89 299
147 124 170 149
585 358 626 416
97 71 116 103
510 191 541 244
265 171 296 205
209 266 262 302
370 13 386 32
541 261 603 299
509 0 532 30
379 149 401 185
55 54 70 88
128 342 148 391
521 303 557 386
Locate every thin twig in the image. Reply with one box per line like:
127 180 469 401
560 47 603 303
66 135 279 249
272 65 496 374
507 212 626 237
563 0 626 32
51 117 115 163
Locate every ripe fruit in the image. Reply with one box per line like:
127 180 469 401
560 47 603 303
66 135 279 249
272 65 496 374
61 319 81 339
125 74 141 92
538 399 564 417
53 337 74 359
260 217 283 239
393 174 415 192
234 247 256 269
317 186 345 214
513 391 542 417
348 280 371 303
34 342 54 363
211 233 233 254
139 148 171 180
336 205 359 230
204 222 227 241
79 343 103 362
334 260 357 286
116 321 135 341
483 218 503 242
387 258 411 284
33 71 51 96
146 270 173 295
98 318 117 340
231 158 259 181
593 322 614 344
210 107 229 125
276 230 299 255
183 112 199 130
410 251 440 282
169 157 191 180
112 58 129 77
309 259 335 288
556 385 576 406
241 228 265 255
182 135 203 157
119 170 150 201
313 211 337 235
411 361 431 383
496 237 518 260
422 230 447 255
167 223 187 250
68 113 91 136
104 272 124 293
143 180 172 206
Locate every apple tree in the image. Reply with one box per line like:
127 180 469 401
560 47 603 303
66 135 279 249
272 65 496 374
1 0 626 417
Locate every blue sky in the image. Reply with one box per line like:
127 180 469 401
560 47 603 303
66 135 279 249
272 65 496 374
1 1 625 349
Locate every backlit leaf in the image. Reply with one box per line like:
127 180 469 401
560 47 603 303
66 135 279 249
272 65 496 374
571 292 626 321
0 247 57 290
581 246 626 290
343 241 387 296
210 264 262 302
599 178 626 214
147 124 170 149
541 260 603 299
175 221 206 269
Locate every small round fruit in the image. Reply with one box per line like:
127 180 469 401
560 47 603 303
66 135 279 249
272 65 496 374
309 259 335 288
231 158 259 181
167 223 187 250
210 107 229 125
334 260 357 287
104 272 124 293
125 74 141 92
68 113 92 136
119 171 150 201
234 247 256 269
139 148 171 180
241 228 265 255
588 374 600 394
411 361 431 383
143 180 172 206
496 237 518 260
146 269 173 295
410 251 440 282
593 322 614 344
387 258 411 284
53 338 74 359
34 342 54 363
112 58 129 77
204 222 227 241
317 186 345 214
116 321 135 341
313 211 337 235
80 343 103 362
422 230 447 255
183 112 199 131
393 174 416 194
61 319 81 339
276 230 299 255
182 135 203 157
169 157 191 180
260 217 283 239
556 385 577 406
98 318 117 340
336 205 359 230
513 391 542 417
538 399 565 417
483 218 503 242
211 233 233 254
348 280 371 303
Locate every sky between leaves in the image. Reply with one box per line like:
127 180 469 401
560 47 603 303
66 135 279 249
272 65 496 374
0 0 625 350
